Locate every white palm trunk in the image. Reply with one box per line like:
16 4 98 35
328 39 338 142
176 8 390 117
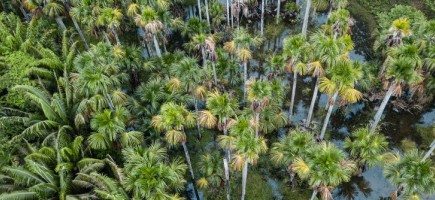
288 72 298 125
205 0 211 29
152 34 162 57
212 61 218 84
276 0 281 24
226 0 230 25
55 16 67 30
71 18 90 51
422 140 435 161
301 0 311 36
305 76 320 127
223 157 231 200
197 0 202 20
102 31 111 45
241 158 249 200
243 61 248 100
310 189 318 200
320 90 338 140
201 46 207 69
260 0 265 36
111 28 121 45
255 112 260 138
370 83 395 133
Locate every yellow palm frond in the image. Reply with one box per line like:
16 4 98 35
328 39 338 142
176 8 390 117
165 130 186 145
238 48 252 62
167 78 181 93
197 177 209 189
319 77 336 95
231 154 246 171
193 86 208 100
340 87 362 103
127 4 139 17
308 61 325 77
224 41 236 53
199 110 217 128
113 45 125 58
292 158 310 179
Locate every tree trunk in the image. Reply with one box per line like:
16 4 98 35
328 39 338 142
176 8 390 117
71 18 90 51
194 98 202 139
288 72 297 125
145 41 153 57
205 0 211 30
197 0 202 20
320 90 338 140
226 0 230 26
422 139 435 161
55 16 67 31
301 0 311 36
370 83 395 133
223 157 231 200
104 92 115 111
152 34 162 57
305 76 320 127
310 189 318 200
241 158 248 200
260 0 265 36
212 61 218 84
111 28 121 45
102 31 111 45
276 0 281 24
255 112 260 138
243 61 248 100
201 46 207 69
311 7 317 23
19 5 30 21
182 141 200 199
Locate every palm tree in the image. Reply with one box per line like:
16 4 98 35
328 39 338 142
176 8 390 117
344 127 388 176
96 7 123 45
383 150 435 199
152 102 199 199
123 143 187 199
218 117 268 200
197 152 224 195
246 79 272 138
61 0 90 50
260 0 265 35
24 0 67 30
270 129 315 186
301 0 312 36
282 34 308 125
370 57 423 133
319 58 363 140
224 28 262 100
293 142 356 200
305 61 325 128
135 6 164 57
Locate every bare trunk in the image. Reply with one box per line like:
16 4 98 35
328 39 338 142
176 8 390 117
19 5 30 21
55 16 67 31
241 158 248 200
182 141 200 199
223 157 231 200
260 0 265 36
153 34 162 57
71 18 90 51
310 189 318 200
201 46 207 69
276 0 281 24
243 61 248 100
288 72 297 125
212 61 218 84
311 7 317 23
320 90 338 140
370 83 395 133
197 0 202 20
226 0 230 25
255 112 260 138
422 140 435 161
194 98 201 139
111 28 121 45
205 0 211 30
102 31 111 45
301 0 311 36
305 76 320 127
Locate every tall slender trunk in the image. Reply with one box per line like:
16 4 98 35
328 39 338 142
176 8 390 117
370 83 395 133
223 157 231 200
327 4 333 18
55 16 67 30
212 61 218 84
422 140 435 161
241 158 249 200
194 98 202 139
104 92 115 111
205 0 211 30
320 90 338 140
310 189 318 200
19 5 30 21
305 76 320 127
311 7 317 23
111 28 121 45
102 31 111 44
301 0 311 36
201 46 207 69
243 61 248 100
276 0 281 24
260 0 265 36
182 141 200 200
288 72 297 125
226 0 230 25
71 18 90 51
197 0 202 20
152 34 162 57
145 41 153 57
255 112 260 138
